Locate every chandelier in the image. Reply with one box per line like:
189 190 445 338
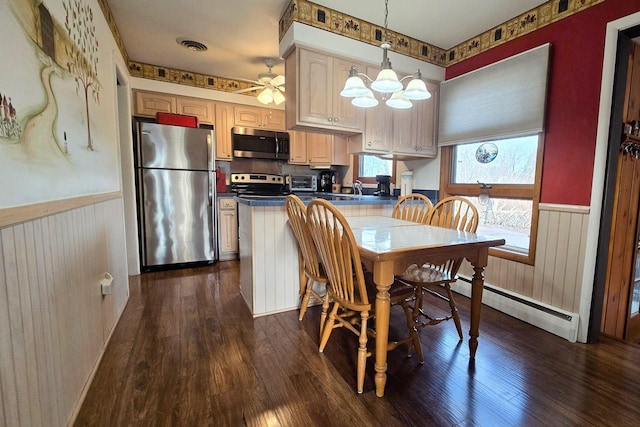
340 0 431 109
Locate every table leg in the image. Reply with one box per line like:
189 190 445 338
469 248 488 359
372 260 394 397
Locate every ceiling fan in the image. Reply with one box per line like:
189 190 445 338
234 58 285 105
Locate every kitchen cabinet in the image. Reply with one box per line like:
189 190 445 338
350 65 393 154
285 47 365 134
391 80 439 158
347 80 438 159
214 102 233 160
307 133 332 164
134 90 216 124
218 197 238 261
177 97 215 124
234 105 286 130
289 132 349 166
288 131 308 164
134 91 176 117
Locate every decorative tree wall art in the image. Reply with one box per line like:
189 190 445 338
63 0 101 151
0 0 119 209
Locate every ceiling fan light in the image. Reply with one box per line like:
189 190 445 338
371 68 402 93
273 89 285 105
403 78 431 100
257 88 274 105
352 89 379 108
386 91 412 109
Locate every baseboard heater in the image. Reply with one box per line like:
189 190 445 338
453 276 579 342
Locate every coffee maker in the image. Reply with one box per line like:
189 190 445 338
319 170 335 192
375 175 391 196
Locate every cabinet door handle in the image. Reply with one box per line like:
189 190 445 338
333 117 339 123
328 117 333 122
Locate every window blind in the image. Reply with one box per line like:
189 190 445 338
438 43 550 146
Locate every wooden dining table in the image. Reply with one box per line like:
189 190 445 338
346 215 505 397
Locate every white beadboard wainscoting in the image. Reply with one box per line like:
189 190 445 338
0 196 128 426
455 203 589 341
238 203 393 317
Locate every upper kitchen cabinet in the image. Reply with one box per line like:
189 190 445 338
289 131 349 166
285 47 365 134
134 91 176 117
234 105 286 131
348 66 392 155
347 79 439 159
392 80 439 158
176 97 215 124
215 102 233 161
134 90 216 124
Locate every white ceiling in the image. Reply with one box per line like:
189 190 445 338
107 0 547 84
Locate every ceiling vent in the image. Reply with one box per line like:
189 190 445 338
176 38 208 52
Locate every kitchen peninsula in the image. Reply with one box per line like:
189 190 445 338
236 195 396 316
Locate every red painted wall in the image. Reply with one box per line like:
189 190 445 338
445 0 640 206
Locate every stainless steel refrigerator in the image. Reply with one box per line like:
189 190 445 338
136 122 217 270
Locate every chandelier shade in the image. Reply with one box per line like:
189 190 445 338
385 91 412 109
352 88 379 108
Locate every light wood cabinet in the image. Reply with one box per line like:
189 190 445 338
214 102 233 161
134 91 176 117
348 80 438 159
289 131 308 164
391 81 439 158
285 47 364 134
234 105 285 130
177 97 215 124
134 90 216 124
356 66 393 154
218 197 238 261
307 133 333 165
289 132 349 166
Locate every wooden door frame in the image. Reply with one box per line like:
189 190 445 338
590 27 640 343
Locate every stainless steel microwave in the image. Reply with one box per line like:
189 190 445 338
232 127 290 161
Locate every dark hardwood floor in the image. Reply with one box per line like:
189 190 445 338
75 262 640 427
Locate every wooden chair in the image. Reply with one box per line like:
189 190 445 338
285 195 328 329
306 198 423 394
392 193 433 224
398 196 479 340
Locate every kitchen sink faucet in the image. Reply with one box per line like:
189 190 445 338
354 180 363 196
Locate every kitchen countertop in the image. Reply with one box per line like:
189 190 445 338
234 193 398 206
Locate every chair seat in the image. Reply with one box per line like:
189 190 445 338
399 263 454 284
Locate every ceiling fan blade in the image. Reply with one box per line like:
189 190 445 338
270 75 285 87
234 86 263 94
276 86 285 93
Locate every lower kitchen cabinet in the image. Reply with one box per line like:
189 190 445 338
218 197 238 260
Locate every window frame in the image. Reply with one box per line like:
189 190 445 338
440 135 545 265
353 154 397 185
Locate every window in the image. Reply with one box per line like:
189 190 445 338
442 135 543 264
353 154 395 185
